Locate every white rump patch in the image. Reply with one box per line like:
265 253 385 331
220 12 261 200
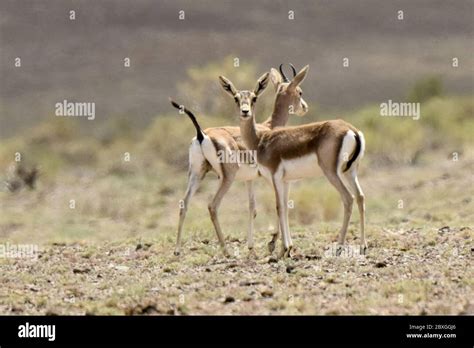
200 135 223 178
338 130 357 175
358 131 366 160
188 138 206 174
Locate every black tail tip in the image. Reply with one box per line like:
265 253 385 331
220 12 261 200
169 97 180 110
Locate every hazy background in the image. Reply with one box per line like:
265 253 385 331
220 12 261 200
1 0 473 136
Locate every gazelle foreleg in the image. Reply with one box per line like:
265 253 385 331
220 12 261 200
283 181 292 248
261 173 280 254
267 182 291 254
246 180 257 252
343 167 366 254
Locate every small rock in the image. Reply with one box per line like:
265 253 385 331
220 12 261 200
261 290 273 298
286 265 295 274
205 268 212 272
115 265 129 272
136 243 152 251
239 281 264 286
226 263 239 269
305 254 321 260
73 268 91 274
142 305 159 314
438 226 450 233
201 239 210 245
267 257 278 263
224 296 235 303
375 261 387 268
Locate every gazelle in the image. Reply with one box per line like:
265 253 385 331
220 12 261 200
170 65 308 257
220 66 367 259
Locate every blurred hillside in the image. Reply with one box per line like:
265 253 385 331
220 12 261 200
1 0 473 136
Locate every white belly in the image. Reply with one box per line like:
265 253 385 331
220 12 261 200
281 153 323 181
235 163 259 181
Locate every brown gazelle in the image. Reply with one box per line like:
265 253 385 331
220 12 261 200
171 65 309 256
220 66 367 259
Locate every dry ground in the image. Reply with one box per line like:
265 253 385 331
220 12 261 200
0 153 472 315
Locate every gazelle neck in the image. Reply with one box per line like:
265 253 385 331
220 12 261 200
240 117 260 151
262 94 290 128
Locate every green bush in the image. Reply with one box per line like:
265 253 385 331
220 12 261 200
407 76 443 103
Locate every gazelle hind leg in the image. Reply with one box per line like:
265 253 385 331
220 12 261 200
322 168 354 256
272 176 292 259
176 170 203 255
208 170 236 257
343 168 366 254
246 180 257 253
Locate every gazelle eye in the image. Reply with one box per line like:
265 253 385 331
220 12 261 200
234 97 239 103
252 97 257 103
299 91 303 96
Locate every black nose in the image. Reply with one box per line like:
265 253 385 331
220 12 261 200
242 110 249 115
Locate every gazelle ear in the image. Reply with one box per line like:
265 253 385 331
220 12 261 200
254 72 270 97
270 68 282 91
288 65 309 90
219 75 237 97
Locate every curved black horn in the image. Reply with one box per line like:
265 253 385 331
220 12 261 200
290 63 297 77
279 64 289 82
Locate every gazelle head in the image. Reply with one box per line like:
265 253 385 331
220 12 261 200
219 72 270 119
270 64 309 116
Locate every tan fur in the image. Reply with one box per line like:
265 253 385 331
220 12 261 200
222 66 367 258
247 119 360 173
175 68 308 256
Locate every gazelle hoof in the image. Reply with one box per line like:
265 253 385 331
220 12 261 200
278 246 293 259
174 249 181 256
247 248 257 259
223 248 231 258
360 244 368 255
335 245 343 256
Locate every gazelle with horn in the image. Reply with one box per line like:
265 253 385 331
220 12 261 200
219 66 367 258
171 65 308 256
